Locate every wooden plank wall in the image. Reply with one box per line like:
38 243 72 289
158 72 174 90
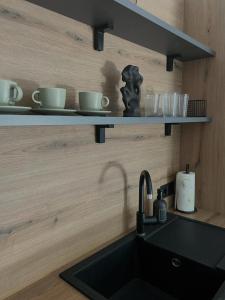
0 0 183 298
181 0 225 212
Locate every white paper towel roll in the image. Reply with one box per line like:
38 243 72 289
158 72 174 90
175 171 195 212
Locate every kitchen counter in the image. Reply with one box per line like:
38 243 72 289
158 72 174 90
5 209 225 300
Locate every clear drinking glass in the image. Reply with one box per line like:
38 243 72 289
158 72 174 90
183 94 189 117
170 93 179 117
144 93 160 116
161 93 178 117
177 93 189 117
161 93 170 116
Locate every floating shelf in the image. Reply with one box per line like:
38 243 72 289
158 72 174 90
0 115 211 143
0 115 211 126
27 0 215 70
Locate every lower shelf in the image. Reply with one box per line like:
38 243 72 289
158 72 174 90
0 115 211 126
0 115 211 143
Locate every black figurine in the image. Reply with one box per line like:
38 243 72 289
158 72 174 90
120 65 143 117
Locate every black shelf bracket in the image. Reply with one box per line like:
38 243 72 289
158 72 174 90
165 123 179 136
165 124 172 136
95 125 114 143
93 24 113 51
166 55 180 71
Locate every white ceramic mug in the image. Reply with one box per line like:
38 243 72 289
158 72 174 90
79 91 110 111
0 80 23 106
32 88 66 109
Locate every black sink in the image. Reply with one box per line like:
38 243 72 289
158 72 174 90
60 215 225 300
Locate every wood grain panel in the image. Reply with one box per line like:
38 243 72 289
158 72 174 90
0 0 183 298
181 0 225 212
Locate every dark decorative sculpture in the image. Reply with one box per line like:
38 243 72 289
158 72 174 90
120 65 143 117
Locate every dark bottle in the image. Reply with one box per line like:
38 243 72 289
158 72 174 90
153 189 167 223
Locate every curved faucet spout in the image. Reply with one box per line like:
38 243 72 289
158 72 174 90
137 170 157 236
139 170 153 213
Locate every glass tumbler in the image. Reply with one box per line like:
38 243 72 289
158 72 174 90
161 93 170 116
144 93 160 116
177 94 189 117
162 93 178 117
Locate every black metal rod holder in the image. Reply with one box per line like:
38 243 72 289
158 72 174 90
93 24 113 51
95 125 114 143
166 55 180 72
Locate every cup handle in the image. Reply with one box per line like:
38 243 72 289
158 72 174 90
32 90 41 105
9 85 23 104
101 96 110 108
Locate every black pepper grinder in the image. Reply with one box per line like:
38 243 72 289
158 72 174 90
153 189 167 224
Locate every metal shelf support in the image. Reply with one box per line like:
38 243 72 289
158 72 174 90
165 124 172 136
95 124 114 143
165 123 180 136
94 24 113 51
166 55 180 72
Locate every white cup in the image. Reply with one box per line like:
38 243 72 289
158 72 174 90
79 92 110 111
0 80 23 106
32 88 66 109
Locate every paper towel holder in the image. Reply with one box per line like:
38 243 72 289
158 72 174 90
185 164 190 174
175 165 197 214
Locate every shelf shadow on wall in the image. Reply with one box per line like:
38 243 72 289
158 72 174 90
12 78 38 107
101 61 121 114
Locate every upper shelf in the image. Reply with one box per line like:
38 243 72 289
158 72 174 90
27 0 215 62
0 115 211 127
